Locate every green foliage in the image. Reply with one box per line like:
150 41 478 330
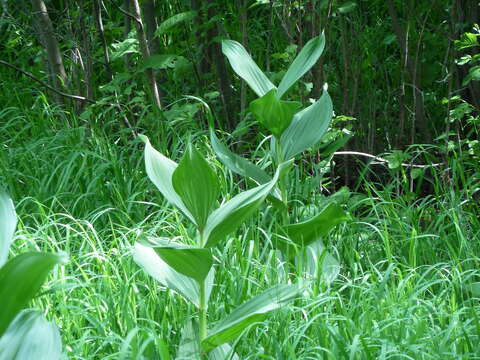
133 240 212 308
0 192 65 358
134 137 299 357
222 40 276 97
281 203 349 249
0 252 66 336
147 237 213 284
249 89 302 138
173 144 220 231
155 11 198 37
0 192 16 267
215 35 348 283
280 90 333 160
0 310 61 360
202 284 303 352
203 161 290 247
277 34 326 98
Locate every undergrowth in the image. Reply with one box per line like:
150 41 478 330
1 102 479 359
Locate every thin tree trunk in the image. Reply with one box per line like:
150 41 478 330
94 0 113 82
191 0 209 82
130 0 162 109
123 0 132 69
31 0 67 104
386 0 428 144
237 0 248 117
311 0 333 99
206 0 234 129
142 0 160 56
79 0 94 101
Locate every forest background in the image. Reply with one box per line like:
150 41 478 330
0 0 479 359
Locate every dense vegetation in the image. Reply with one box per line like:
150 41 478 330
0 0 479 359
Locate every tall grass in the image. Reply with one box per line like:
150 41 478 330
1 103 479 359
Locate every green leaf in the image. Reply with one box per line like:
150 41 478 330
210 131 271 184
222 40 276 97
277 35 326 98
142 237 213 284
280 90 333 160
203 161 292 248
210 131 283 204
173 145 220 231
176 319 201 360
0 191 17 268
156 11 197 36
250 89 302 138
110 38 138 61
468 282 480 297
0 310 61 360
302 239 340 284
209 343 239 360
455 32 479 50
201 284 302 352
141 136 195 224
0 252 67 337
140 55 179 71
318 129 353 158
462 66 480 86
133 242 214 308
282 203 349 248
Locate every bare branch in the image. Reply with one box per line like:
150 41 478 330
0 59 95 103
333 151 442 169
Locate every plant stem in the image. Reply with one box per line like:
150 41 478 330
199 279 207 341
198 230 208 346
275 138 290 225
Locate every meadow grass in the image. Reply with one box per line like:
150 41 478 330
1 103 479 359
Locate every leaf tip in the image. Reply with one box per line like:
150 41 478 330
138 134 149 144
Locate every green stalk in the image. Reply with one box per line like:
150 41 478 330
199 279 207 341
198 230 208 344
275 138 290 225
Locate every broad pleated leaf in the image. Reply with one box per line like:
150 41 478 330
176 319 201 360
210 131 283 204
250 89 302 138
173 145 219 231
142 237 213 284
209 343 239 360
140 135 195 224
0 191 17 268
133 242 215 308
0 310 61 360
222 40 276 97
203 161 292 248
301 239 340 283
202 284 302 352
277 34 326 98
280 90 333 160
282 203 348 248
0 252 67 337
210 130 271 184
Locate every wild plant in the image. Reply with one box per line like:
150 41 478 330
211 35 349 281
0 191 66 359
133 136 302 359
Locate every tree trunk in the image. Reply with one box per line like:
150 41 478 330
93 0 113 82
386 0 428 144
130 0 162 109
236 0 248 117
206 0 234 129
31 0 67 104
